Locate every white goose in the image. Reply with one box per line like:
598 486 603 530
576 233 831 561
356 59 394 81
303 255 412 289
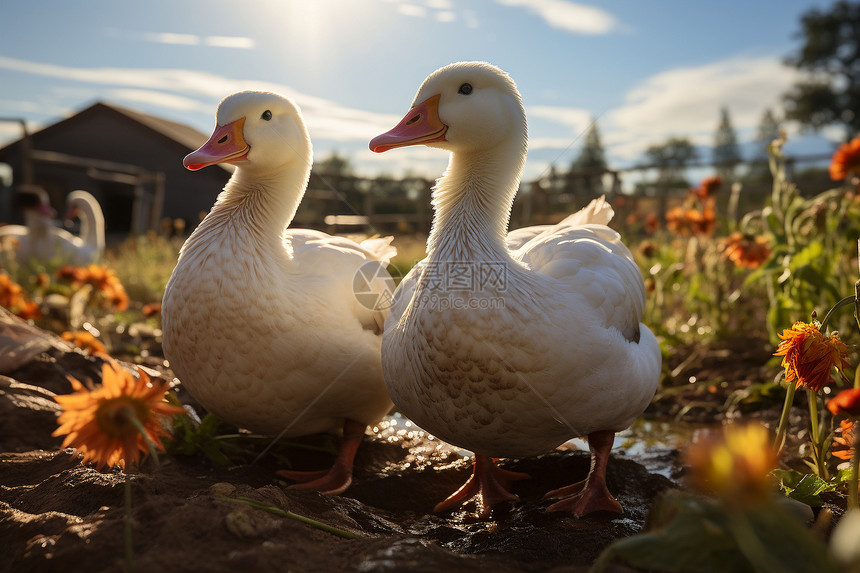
61 190 105 264
370 62 661 517
162 91 395 494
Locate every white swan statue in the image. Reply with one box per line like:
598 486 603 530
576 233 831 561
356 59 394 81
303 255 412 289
0 187 57 263
0 188 104 265
61 190 105 264
370 62 661 517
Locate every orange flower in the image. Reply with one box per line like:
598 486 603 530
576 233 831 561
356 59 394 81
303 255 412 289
692 176 723 201
685 423 778 505
828 388 860 418
53 359 184 470
688 203 717 237
832 419 855 461
141 302 162 317
830 136 860 180
665 202 716 237
62 331 108 355
57 265 90 284
774 322 851 391
56 264 129 311
721 232 771 269
638 240 658 258
0 272 42 320
644 212 659 234
666 206 692 236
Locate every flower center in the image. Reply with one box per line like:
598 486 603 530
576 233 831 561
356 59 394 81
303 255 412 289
94 398 146 438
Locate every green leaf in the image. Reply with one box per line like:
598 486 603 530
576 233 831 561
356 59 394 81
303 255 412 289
788 241 824 268
773 470 830 507
589 490 839 573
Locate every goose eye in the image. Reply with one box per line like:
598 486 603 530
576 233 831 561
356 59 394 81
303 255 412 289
261 110 273 121
458 83 473 95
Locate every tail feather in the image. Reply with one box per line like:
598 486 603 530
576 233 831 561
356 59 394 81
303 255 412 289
360 236 397 265
557 196 614 228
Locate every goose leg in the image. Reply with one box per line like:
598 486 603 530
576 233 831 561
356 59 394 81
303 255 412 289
276 418 366 495
435 453 529 517
544 430 622 516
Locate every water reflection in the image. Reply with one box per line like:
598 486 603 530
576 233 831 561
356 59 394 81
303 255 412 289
373 413 713 480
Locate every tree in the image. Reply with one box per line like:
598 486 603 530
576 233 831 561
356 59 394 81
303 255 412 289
568 119 608 198
314 151 352 176
643 137 699 218
644 137 699 185
712 107 742 180
745 108 783 182
754 108 782 159
783 1 860 139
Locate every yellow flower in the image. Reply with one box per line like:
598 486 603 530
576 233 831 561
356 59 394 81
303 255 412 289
773 321 850 391
685 423 778 505
53 359 184 470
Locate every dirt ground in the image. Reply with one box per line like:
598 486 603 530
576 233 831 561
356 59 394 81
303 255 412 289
0 311 777 573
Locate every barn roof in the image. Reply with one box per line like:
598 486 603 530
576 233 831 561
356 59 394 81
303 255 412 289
0 101 210 156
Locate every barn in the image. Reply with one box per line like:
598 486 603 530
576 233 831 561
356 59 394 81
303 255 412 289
0 102 231 238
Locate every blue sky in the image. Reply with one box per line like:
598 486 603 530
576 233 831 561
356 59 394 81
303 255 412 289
0 0 840 184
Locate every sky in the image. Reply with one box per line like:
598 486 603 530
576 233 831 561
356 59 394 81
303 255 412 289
0 0 842 186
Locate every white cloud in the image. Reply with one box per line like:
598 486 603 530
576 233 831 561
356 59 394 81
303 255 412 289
397 4 428 17
204 36 256 50
107 89 210 112
528 105 593 134
435 11 457 22
496 0 615 35
0 56 401 145
143 32 199 45
602 56 801 162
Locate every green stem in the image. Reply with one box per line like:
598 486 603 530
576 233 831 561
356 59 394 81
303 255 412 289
851 418 860 511
817 295 856 334
807 389 829 480
775 378 797 453
728 511 784 573
127 412 160 466
124 477 133 573
218 495 361 540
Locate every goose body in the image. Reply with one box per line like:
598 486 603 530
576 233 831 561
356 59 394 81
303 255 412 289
162 91 394 493
371 62 660 516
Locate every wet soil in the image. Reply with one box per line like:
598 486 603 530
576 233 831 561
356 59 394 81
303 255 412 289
0 312 700 573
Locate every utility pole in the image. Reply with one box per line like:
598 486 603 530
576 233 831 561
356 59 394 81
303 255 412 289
0 118 33 184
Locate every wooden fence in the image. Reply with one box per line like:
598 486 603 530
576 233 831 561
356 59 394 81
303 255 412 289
291 153 834 235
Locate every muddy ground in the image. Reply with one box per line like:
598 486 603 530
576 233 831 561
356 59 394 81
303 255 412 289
0 312 802 573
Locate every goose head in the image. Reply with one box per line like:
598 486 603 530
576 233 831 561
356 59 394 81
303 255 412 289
370 61 526 156
184 91 312 178
16 186 56 219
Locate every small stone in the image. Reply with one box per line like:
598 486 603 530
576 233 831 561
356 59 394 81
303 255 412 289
225 511 257 538
210 482 236 497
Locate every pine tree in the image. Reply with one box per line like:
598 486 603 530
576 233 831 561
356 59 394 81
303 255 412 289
784 1 860 139
569 119 607 198
713 107 742 180
754 108 782 159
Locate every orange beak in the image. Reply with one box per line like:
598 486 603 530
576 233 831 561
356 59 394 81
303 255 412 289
369 94 447 153
184 117 250 171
